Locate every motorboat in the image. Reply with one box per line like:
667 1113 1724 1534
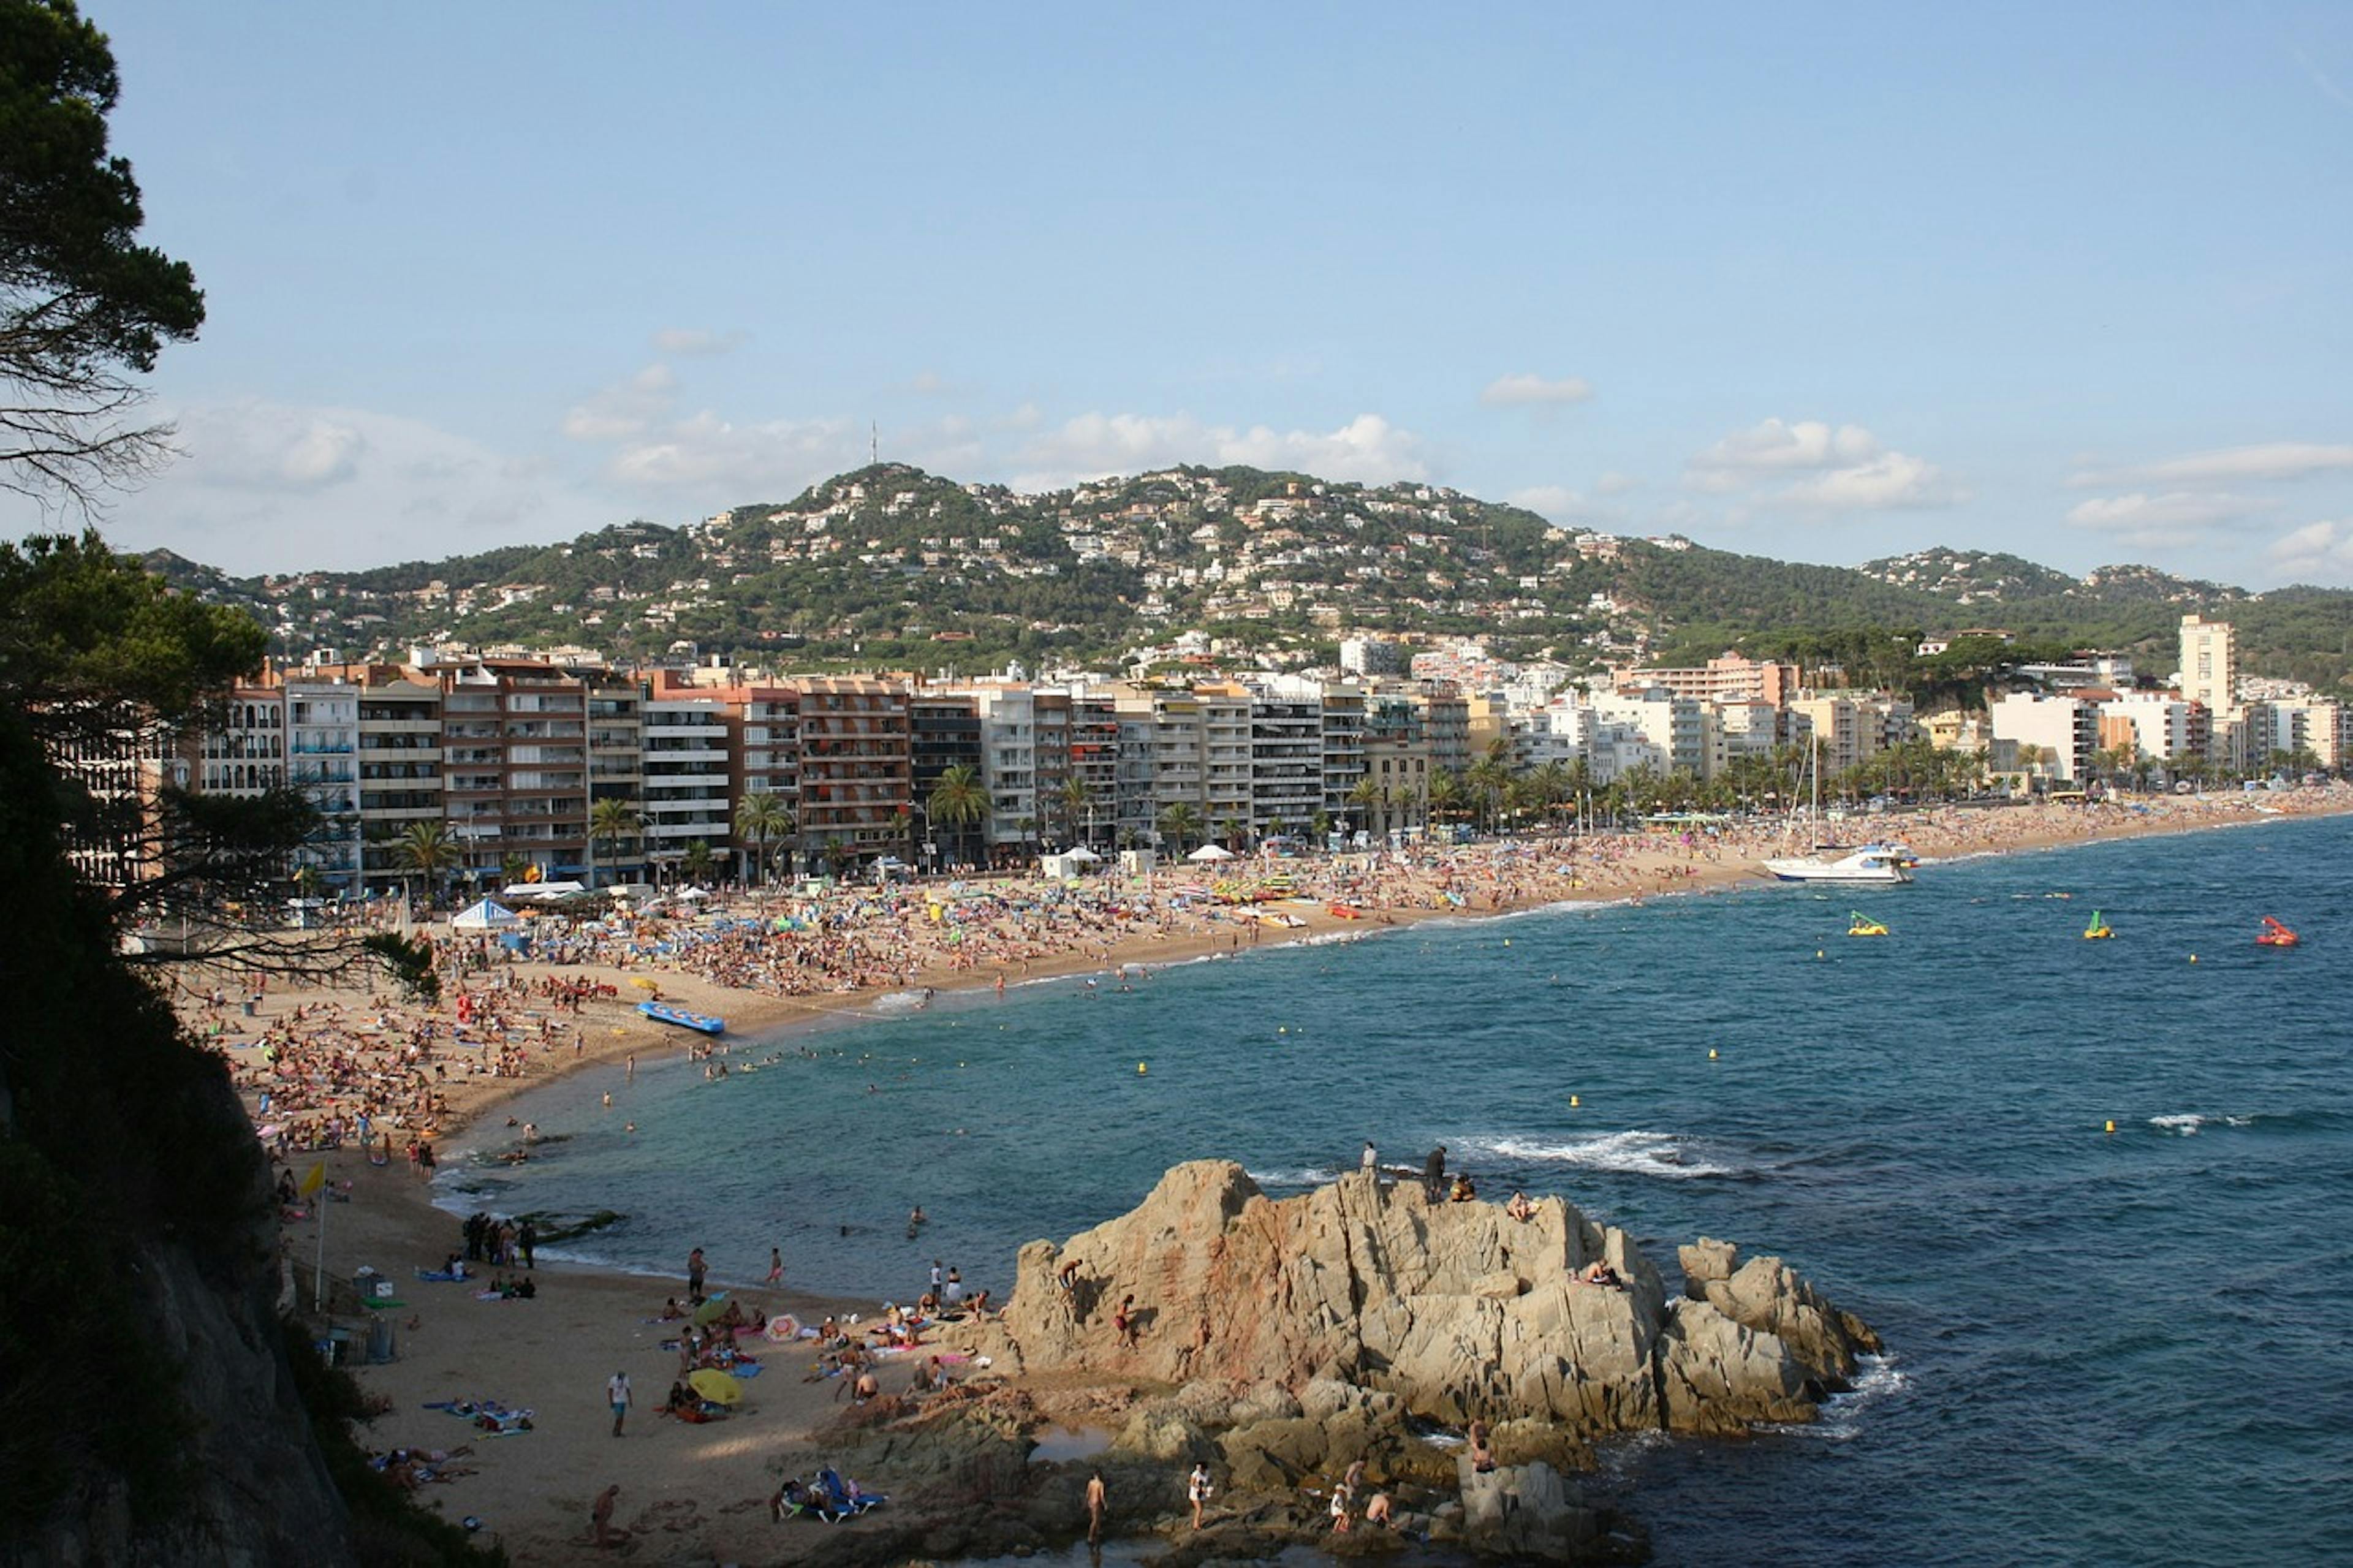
1763 847 1914 884
638 999 726 1034
2256 917 2300 949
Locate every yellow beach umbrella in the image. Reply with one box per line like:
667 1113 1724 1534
630 977 661 991
688 1368 743 1406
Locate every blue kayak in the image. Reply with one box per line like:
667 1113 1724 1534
638 999 726 1034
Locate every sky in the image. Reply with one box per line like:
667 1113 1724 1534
11 2 2353 589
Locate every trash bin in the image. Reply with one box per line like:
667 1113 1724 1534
366 1320 394 1364
241 999 256 1017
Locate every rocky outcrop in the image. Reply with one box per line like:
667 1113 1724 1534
970 1161 1876 1444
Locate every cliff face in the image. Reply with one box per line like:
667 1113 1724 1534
974 1160 1879 1439
0 703 352 1567
2 1074 352 1567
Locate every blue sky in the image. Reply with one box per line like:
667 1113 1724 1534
14 2 2353 588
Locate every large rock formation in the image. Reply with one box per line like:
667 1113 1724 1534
968 1161 1878 1441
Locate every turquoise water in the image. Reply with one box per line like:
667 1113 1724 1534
445 816 2353 1566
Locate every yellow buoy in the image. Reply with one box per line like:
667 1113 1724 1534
1816 949 1825 959
1137 1062 1147 1075
1569 1094 1580 1108
1708 1048 1719 1060
1504 939 1511 947
2189 954 2197 964
2104 1120 2116 1134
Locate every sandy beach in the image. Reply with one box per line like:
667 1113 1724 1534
181 787 2350 1561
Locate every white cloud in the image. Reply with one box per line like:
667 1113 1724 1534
2064 490 2280 549
2072 441 2353 487
650 328 748 357
1480 373 1594 408
1688 418 1958 509
1594 471 1639 496
1778 451 1963 510
561 364 677 442
2267 520 2353 580
605 411 858 494
1689 418 1880 483
1507 485 1583 513
177 403 368 491
77 399 599 574
1012 411 1427 490
908 369 949 395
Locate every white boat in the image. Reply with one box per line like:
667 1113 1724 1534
1763 847 1914 884
1758 738 1917 885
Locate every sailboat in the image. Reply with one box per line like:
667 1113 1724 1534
1762 736 1914 885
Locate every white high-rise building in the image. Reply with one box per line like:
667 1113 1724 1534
2178 615 2236 715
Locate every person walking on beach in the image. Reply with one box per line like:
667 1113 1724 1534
686 1246 707 1302
1423 1144 1447 1201
607 1370 631 1437
1085 1469 1107 1543
767 1246 784 1286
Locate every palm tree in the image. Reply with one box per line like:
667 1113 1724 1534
1347 775 1385 843
732 790 792 903
1426 770 1464 833
681 838 715 887
588 797 642 891
396 820 462 909
1218 816 1246 852
500 850 532 889
927 763 990 869
1156 801 1203 857
1058 776 1094 848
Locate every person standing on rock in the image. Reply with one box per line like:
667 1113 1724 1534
1423 1144 1447 1200
1085 1469 1107 1543
1188 1461 1212 1529
1361 1140 1378 1178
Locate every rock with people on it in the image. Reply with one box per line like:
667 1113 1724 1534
970 1159 1879 1442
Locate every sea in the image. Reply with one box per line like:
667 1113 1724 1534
440 812 2353 1567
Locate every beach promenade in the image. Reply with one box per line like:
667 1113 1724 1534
180 787 2348 1561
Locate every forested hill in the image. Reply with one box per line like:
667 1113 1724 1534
134 464 2353 691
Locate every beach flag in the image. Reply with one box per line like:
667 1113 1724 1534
300 1161 327 1197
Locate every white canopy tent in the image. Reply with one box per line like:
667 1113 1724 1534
452 898 522 931
500 880 588 901
1186 843 1237 863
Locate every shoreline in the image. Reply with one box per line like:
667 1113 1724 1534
184 788 2352 1560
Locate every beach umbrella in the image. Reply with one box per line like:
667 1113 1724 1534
630 977 660 991
692 1292 732 1325
688 1368 744 1406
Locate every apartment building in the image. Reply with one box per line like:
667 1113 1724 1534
1245 680 1324 837
1067 693 1119 849
352 672 442 892
283 675 362 892
1988 692 2099 784
437 656 590 884
2178 615 2236 715
794 676 911 862
1612 651 1798 707
200 684 284 797
640 689 733 879
1317 681 1367 827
